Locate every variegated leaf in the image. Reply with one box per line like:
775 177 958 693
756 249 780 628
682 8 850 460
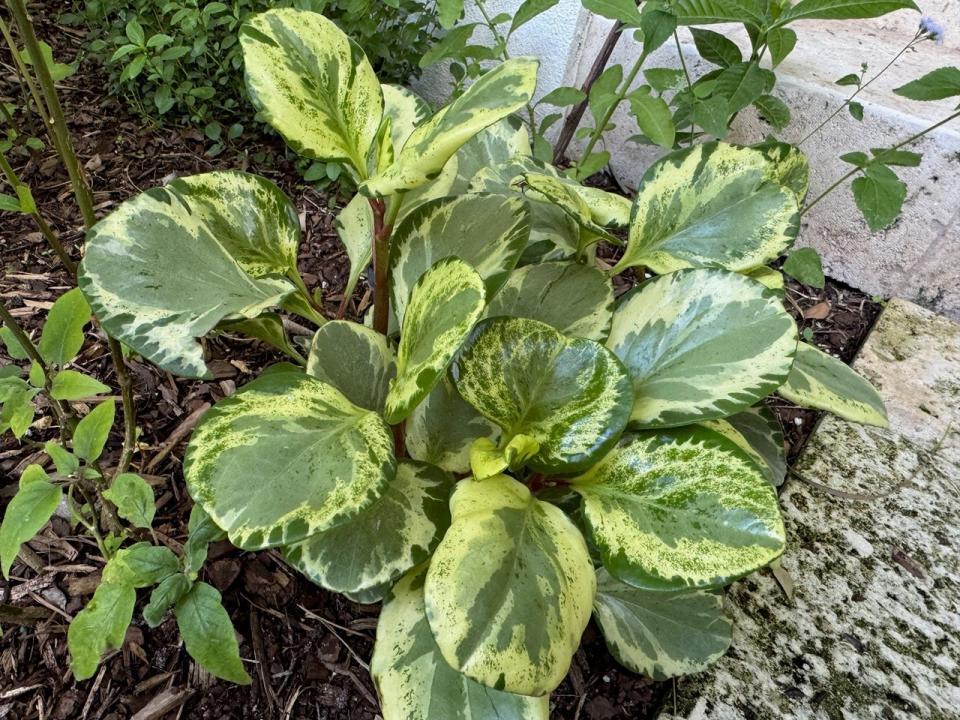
241 9 383 176
184 370 395 550
306 320 396 413
389 194 529 324
335 194 373 303
521 172 619 244
373 565 550 720
701 405 787 486
384 258 486 425
612 142 799 275
283 460 453 603
382 84 431 157
575 185 633 227
425 475 595 696
406 376 498 474
779 342 888 427
453 317 632 473
78 172 299 379
593 567 732 679
572 427 786 590
754 139 809 201
485 261 614 341
607 268 798 428
361 57 539 196
217 313 304 364
742 265 785 290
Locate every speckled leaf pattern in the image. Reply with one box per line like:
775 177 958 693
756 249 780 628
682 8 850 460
755 139 809 201
335 195 373 303
240 9 383 175
612 142 799 275
425 476 595 696
607 268 798 427
485 261 614 341
701 405 787 486
572 427 786 590
306 320 396 413
382 84 431 156
521 172 619 244
283 461 453 603
361 57 539 196
384 258 486 425
78 172 299 379
778 342 888 427
454 317 633 473
184 370 395 550
372 565 550 720
593 567 732 679
742 265 785 290
389 194 529 324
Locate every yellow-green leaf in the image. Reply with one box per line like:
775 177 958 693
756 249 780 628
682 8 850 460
37 288 91 366
50 371 110 401
701 405 787 486
0 465 61 579
68 580 136 680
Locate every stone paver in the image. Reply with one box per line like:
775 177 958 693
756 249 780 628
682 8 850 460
658 299 960 720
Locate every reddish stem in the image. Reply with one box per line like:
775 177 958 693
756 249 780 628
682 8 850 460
369 197 391 336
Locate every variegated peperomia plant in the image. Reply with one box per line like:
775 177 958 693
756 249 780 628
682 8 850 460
75 7 889 717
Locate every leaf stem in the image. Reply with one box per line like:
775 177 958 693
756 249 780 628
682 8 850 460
674 30 694 147
369 197 392 335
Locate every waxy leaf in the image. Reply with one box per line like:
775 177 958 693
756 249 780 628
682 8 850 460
283 460 453 603
307 320 396 413
68 580 136 680
372 565 549 720
425 476 595 696
175 582 251 684
754 139 809 202
454 317 632 473
79 172 299 379
0 465 62 579
614 142 799 275
384 258 486 425
607 269 798 427
779 342 887 426
702 405 787 487
38 288 90 366
241 9 382 175
593 568 732 679
573 427 786 590
521 172 619 244
382 84 432 158
218 313 305 364
185 371 395 550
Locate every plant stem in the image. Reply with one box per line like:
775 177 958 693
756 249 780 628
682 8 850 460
108 338 136 475
674 30 694 147
369 197 392 335
578 50 647 169
0 13 49 142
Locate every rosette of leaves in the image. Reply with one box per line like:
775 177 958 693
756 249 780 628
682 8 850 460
75 8 888 715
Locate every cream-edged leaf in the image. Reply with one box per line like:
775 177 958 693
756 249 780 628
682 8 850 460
701 405 787 486
521 172 620 244
334 195 373 304
754 139 809 201
382 84 431 155
307 320 396 412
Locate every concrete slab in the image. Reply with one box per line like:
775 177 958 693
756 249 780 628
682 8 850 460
658 298 960 720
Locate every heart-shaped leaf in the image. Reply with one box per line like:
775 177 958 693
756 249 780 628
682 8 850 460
307 320 396 413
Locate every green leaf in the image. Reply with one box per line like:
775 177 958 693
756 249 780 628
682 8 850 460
836 73 861 86
437 0 465 28
628 88 675 148
701 405 787 487
240 9 382 175
175 582 251 684
588 64 623 126
217 313 305 364
485 261 614 341
690 28 742 67
582 0 644 25
144 573 193 628
363 58 539 196
539 86 586 107
50 371 110 401
389 194 529 325
183 505 226 576
607 268 798 427
384 258 486 425
511 0 560 32
0 383 38 438
454 317 633 473
283 460 453 603
894 66 960 101
0 192 21 212
419 23 477 68
0 465 62 578
184 371 395 550
334 194 374 304
779 342 888 426
572 427 785 590
372 565 549 720
613 142 799 275
851 163 906 231
693 95 731 138
106 543 179 587
782 247 825 288
73 400 115 462
670 0 766 27
766 28 797 67
848 101 864 121
593 567 732 679
125 19 145 45
638 9 677 55
44 440 79 476
754 94 791 130
870 148 922 167
715 61 775 115
103 473 156 529
775 0 919 25
68 580 136 680
78 172 299 379
306 320 395 413
840 151 871 168
0 326 29 359
644 67 685 92
425 475 595 696
38 288 91 367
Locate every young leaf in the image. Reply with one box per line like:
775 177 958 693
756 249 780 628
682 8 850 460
38 288 90 366
644 67 684 92
0 465 62 578
572 427 785 590
870 148 922 167
0 383 38 438
715 62 775 115
50 371 110 401
588 64 623 126
582 0 644 25
894 66 960 101
782 247 826 288
778 342 888 426
638 8 677 56
754 140 809 201
437 0 465 28
217 313 304 364
106 543 179 587
520 173 619 243
144 573 192 628
774 0 918 25
840 151 871 168
511 0 560 32
425 476 595 696
851 163 906 231
175 582 251 684
419 23 478 68
68 580 136 680
766 28 797 67
334 194 374 305
690 28 742 68
628 88 675 148
469 437 509 481
73 399 115 463
183 505 227 576
836 73 861 86
44 440 79 476
0 327 29 360
103 473 156 529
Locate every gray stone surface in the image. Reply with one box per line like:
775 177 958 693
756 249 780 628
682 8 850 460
658 299 960 720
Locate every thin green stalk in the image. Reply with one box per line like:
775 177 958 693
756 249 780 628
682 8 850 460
674 30 694 147
476 0 537 131
578 51 647 167
0 13 49 142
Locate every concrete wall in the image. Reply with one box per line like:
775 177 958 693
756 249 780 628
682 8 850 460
416 2 960 320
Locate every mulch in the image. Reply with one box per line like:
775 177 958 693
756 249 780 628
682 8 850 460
0 8 880 720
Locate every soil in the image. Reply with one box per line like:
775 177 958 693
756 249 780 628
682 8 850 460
0 8 881 720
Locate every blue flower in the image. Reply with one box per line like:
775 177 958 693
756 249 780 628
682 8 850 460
919 16 945 45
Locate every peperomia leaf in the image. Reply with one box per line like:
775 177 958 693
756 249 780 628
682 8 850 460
778 342 888 426
103 473 156 529
307 320 396 413
240 9 383 176
454 317 633 473
592 568 732 679
0 465 62 578
184 370 395 550
382 84 432 158
612 142 800 275
79 172 300 379
72 399 115 462
335 194 374 305
372 564 550 720
384 258 486 425
702 405 787 487
520 172 620 244
283 460 453 603
425 476 595 696
607 269 798 428
68 580 136 680
175 582 251 684
485 261 614 342
217 313 305 364
572 427 786 591
37 288 90 366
